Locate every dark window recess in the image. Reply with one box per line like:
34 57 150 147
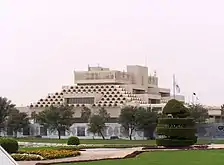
160 93 170 97
141 76 144 85
148 99 160 104
40 126 48 136
77 127 85 136
132 89 145 94
66 97 94 104
23 127 30 135
7 127 13 136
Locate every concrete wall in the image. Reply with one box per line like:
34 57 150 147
0 146 18 165
127 65 148 90
8 122 224 140
6 123 146 140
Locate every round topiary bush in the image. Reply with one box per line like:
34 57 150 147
67 136 80 145
156 99 197 147
0 138 19 153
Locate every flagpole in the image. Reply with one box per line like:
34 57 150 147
173 74 176 99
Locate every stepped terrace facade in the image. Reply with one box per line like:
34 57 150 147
29 65 184 116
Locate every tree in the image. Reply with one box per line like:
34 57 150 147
6 109 30 137
36 104 74 139
188 104 209 123
31 111 38 123
156 99 197 147
119 106 138 140
0 97 15 130
87 107 110 140
98 107 110 120
135 107 158 139
81 106 91 122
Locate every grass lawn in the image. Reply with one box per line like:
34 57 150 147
17 137 224 145
56 150 224 165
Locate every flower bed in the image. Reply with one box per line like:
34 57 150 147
19 149 81 160
11 153 44 161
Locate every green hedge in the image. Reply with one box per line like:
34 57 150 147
158 118 195 125
156 99 197 147
67 136 80 145
156 127 196 138
0 138 19 153
156 138 196 147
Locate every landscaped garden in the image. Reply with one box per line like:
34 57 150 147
56 150 224 165
0 136 82 161
0 99 223 165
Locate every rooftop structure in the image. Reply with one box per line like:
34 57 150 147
30 65 184 109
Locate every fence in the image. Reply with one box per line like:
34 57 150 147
197 123 224 140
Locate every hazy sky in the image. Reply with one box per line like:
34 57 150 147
0 0 224 106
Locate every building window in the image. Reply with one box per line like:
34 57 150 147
161 93 170 97
148 99 160 104
40 126 48 136
141 76 144 85
7 128 13 136
77 127 85 136
66 97 94 104
23 127 30 135
133 89 145 94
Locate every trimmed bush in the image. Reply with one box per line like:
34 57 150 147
0 138 19 153
158 118 195 125
157 127 196 138
67 136 80 145
156 139 195 147
156 99 197 147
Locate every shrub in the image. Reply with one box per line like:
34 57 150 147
110 136 119 140
156 139 195 147
0 138 19 153
11 153 44 161
20 149 80 159
67 136 80 145
156 99 197 147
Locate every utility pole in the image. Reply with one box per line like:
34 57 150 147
173 74 176 99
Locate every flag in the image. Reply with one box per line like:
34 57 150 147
176 84 180 93
193 93 199 99
173 74 181 94
193 93 199 100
